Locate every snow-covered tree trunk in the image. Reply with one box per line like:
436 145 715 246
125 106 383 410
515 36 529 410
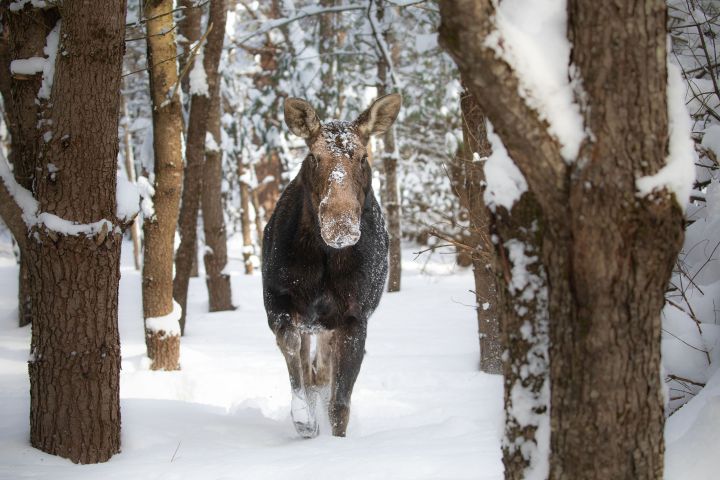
174 0 227 333
1 3 58 327
201 84 233 311
143 0 184 371
440 1 686 478
0 0 128 463
178 0 202 100
376 0 401 293
458 87 502 375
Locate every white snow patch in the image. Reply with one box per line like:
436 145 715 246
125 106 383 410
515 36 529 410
9 57 45 76
38 21 61 100
8 0 48 12
485 0 585 161
483 121 528 212
0 151 39 226
145 299 182 338
136 176 156 220
636 61 696 206
189 49 209 97
116 173 140 221
205 132 220 152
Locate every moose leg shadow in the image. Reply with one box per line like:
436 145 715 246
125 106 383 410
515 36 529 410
329 317 367 437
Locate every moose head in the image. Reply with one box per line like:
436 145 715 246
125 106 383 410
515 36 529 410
284 93 402 249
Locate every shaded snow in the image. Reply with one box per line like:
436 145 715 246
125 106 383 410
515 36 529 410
0 244 503 479
9 57 45 75
483 121 528 212
38 21 60 100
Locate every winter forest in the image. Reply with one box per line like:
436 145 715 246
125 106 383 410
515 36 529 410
1 0 720 478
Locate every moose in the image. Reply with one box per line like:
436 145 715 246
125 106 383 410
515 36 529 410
262 93 402 437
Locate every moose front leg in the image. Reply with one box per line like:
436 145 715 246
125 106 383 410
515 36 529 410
266 294 318 438
329 316 367 437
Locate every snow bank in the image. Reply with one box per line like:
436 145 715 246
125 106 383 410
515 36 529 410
485 0 585 162
636 61 696 207
666 368 720 479
483 122 528 212
145 300 182 337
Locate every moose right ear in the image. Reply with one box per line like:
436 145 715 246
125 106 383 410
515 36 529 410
284 98 321 139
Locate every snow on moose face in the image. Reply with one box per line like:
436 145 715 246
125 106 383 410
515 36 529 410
284 94 402 249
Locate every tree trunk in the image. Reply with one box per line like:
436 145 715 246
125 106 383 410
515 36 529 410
177 0 202 99
2 0 128 463
174 0 227 334
238 156 254 274
375 1 401 292
201 80 234 311
143 0 184 371
458 87 501 374
251 187 264 254
121 91 142 271
439 1 684 478
2 3 58 327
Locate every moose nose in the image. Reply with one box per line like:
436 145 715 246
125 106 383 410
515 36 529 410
319 212 361 249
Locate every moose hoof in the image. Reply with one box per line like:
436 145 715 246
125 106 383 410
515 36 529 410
291 390 318 438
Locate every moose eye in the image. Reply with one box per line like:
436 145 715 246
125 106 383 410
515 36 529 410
308 154 318 168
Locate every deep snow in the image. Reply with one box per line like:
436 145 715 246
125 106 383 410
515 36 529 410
0 241 503 479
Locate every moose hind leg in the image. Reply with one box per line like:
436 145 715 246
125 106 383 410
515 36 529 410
329 318 367 437
276 323 318 438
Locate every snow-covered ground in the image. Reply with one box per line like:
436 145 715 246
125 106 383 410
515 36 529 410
0 241 503 479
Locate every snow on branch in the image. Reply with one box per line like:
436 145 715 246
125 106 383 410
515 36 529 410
636 60 696 207
367 0 401 88
484 0 585 162
234 4 366 47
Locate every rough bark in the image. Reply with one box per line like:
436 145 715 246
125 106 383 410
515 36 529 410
439 1 684 478
457 87 501 374
174 0 227 334
201 81 234 311
376 1 401 293
238 156 254 274
2 3 58 327
143 0 184 371
10 0 127 463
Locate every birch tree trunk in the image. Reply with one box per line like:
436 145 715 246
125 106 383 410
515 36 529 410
201 82 234 311
440 1 684 478
174 0 227 333
0 0 128 463
143 0 184 371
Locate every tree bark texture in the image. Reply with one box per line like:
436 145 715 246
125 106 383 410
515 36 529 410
177 0 202 99
238 155 254 274
19 0 127 463
174 0 227 334
201 82 234 311
457 87 501 374
143 0 184 371
2 3 58 327
376 1 401 293
439 1 684 478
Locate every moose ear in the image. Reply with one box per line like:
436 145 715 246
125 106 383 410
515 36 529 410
355 93 402 139
284 98 321 139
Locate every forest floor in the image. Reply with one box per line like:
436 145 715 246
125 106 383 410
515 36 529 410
0 239 505 479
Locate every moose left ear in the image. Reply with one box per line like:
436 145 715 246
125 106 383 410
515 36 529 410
355 93 402 140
